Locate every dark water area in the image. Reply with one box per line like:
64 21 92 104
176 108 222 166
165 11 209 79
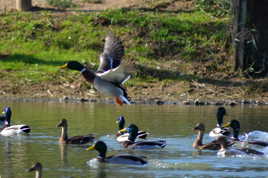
1 102 268 177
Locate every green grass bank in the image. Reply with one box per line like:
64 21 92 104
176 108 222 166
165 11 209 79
0 2 268 103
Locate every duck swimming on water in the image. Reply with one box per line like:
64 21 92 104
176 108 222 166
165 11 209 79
209 107 231 139
0 107 31 136
214 136 264 157
59 33 131 105
193 123 233 151
116 116 148 142
57 118 95 144
28 162 42 178
223 119 268 147
120 124 166 149
87 140 147 165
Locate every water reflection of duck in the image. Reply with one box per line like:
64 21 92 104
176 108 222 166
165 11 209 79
120 124 166 149
59 33 131 105
209 107 231 139
193 123 233 151
87 140 147 165
116 116 148 142
28 162 42 178
0 107 31 136
223 120 268 147
215 136 264 157
57 119 95 144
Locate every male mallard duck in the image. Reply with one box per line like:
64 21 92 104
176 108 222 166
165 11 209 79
87 140 147 165
215 136 264 157
57 118 95 144
116 116 148 142
120 124 166 149
0 107 31 136
60 33 131 105
223 120 268 147
209 107 231 138
193 123 233 151
28 162 42 178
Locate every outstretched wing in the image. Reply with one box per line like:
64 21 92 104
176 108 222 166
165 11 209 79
97 33 124 73
96 64 131 84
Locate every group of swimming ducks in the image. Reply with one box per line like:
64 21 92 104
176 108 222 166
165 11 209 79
1 106 268 178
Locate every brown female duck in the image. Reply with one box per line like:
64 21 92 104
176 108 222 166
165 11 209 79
57 119 94 144
193 123 228 150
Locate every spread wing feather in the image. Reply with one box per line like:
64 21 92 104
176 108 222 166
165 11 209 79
97 33 124 73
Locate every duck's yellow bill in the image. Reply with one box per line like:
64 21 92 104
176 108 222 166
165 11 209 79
59 64 68 69
119 128 127 133
223 123 230 128
86 145 95 151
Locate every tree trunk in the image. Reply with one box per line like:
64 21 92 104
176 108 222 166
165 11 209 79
16 0 32 11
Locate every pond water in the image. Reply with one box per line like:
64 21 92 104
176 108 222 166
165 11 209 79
1 102 268 178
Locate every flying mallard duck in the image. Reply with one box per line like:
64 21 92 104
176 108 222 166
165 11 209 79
87 140 147 165
214 136 264 157
0 107 31 136
60 33 131 105
119 124 166 149
193 123 233 151
223 119 268 147
28 162 42 178
116 116 148 142
209 107 231 138
57 118 95 144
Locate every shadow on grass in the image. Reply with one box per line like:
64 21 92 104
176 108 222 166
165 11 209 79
0 54 64 66
135 64 261 88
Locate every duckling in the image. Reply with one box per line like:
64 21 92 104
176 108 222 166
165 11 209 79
59 33 131 105
87 140 147 165
28 162 42 178
223 120 268 147
215 136 264 157
116 116 148 142
57 119 94 144
0 107 31 136
209 107 231 139
120 124 166 149
193 123 231 150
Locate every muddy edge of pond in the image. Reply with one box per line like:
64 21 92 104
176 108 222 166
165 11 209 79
0 95 268 106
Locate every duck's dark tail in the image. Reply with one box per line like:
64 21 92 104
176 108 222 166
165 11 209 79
118 85 131 104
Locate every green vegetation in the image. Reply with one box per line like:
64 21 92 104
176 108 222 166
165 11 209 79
0 3 238 98
196 0 231 17
46 0 76 9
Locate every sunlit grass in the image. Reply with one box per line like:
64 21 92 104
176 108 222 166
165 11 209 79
0 8 231 85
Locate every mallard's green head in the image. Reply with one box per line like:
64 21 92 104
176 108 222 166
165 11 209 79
60 61 85 71
87 140 107 158
126 124 139 142
28 162 42 172
194 123 205 131
216 107 226 126
223 119 240 139
57 119 67 128
116 116 125 130
2 107 12 126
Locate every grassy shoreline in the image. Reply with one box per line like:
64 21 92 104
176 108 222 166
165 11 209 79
1 5 268 103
